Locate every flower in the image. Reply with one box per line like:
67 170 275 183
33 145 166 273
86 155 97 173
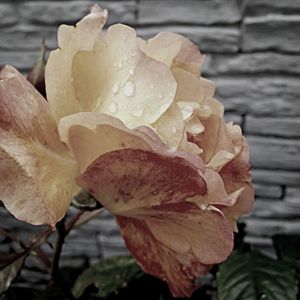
0 5 254 297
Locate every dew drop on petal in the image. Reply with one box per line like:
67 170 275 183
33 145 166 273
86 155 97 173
123 81 135 97
131 105 144 117
109 102 118 114
199 105 211 118
112 83 119 94
181 105 194 120
190 124 204 134
118 61 123 69
129 67 134 75
159 93 164 99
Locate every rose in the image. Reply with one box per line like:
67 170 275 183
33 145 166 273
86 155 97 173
0 5 253 297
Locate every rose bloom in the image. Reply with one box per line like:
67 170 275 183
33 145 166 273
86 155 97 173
0 5 254 297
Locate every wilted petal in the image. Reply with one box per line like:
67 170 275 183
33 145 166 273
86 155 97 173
117 202 232 297
77 148 207 214
219 141 254 231
0 66 79 226
45 5 108 122
77 148 233 297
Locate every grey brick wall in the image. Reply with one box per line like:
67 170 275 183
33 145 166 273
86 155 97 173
0 0 300 280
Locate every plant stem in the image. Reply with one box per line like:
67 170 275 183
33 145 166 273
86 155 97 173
50 216 77 300
51 216 66 280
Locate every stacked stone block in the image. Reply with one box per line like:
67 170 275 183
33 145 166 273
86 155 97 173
0 0 299 275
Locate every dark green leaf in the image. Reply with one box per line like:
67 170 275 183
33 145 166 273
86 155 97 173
273 234 300 276
31 287 66 300
72 189 102 211
27 41 47 97
72 255 143 298
217 250 298 300
273 234 300 280
0 252 27 295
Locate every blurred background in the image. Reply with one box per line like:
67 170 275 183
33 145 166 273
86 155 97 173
0 0 300 289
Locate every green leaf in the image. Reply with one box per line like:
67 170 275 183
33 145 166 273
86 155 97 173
273 234 300 276
0 252 27 295
217 250 298 300
26 41 47 97
31 288 66 300
72 255 144 298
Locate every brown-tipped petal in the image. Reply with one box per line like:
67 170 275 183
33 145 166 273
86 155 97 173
76 148 207 215
46 5 108 122
77 147 233 297
0 66 79 226
58 112 151 172
189 169 240 208
219 141 254 231
116 202 233 297
195 113 234 164
59 112 205 173
139 32 203 76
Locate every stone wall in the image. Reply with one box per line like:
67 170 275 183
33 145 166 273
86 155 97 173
0 0 300 283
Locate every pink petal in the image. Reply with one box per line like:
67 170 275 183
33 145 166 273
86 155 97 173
219 141 255 231
0 66 79 226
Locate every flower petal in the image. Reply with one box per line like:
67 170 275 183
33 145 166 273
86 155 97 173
58 112 151 172
76 147 233 297
116 201 233 297
116 216 212 297
219 141 255 231
71 24 176 128
173 68 215 104
76 148 207 215
0 66 79 226
45 5 108 122
152 103 185 150
139 32 203 76
59 112 205 173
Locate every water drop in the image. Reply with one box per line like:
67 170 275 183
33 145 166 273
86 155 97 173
112 83 119 94
199 105 211 118
131 105 144 117
118 61 123 69
129 67 134 75
123 81 135 97
159 93 163 99
171 126 177 134
190 124 203 134
181 105 193 120
109 102 118 114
